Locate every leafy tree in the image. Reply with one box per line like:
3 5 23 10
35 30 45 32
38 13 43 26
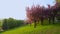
2 19 8 30
2 18 24 30
26 2 60 28
7 18 15 29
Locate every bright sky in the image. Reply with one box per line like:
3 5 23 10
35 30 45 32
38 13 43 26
0 0 55 20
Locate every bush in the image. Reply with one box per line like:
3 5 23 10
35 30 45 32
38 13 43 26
16 20 24 27
2 18 24 30
2 19 9 30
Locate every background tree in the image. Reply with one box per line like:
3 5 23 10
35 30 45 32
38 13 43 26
26 2 60 27
2 18 24 30
2 19 8 30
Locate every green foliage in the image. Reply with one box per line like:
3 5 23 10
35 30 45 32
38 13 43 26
56 0 60 3
15 20 24 27
2 18 24 30
2 19 8 30
0 20 3 27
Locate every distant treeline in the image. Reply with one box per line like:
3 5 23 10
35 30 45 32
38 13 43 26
1 18 24 30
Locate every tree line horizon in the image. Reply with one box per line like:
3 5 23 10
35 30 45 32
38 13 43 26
26 2 60 28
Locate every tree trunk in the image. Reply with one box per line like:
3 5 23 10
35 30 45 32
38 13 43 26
48 17 51 24
41 17 43 25
52 16 55 24
34 20 36 28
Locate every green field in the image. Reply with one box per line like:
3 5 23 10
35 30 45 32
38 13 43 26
1 24 60 34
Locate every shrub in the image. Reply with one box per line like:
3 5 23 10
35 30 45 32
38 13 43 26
2 18 24 30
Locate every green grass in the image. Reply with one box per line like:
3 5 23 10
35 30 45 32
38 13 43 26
1 24 60 34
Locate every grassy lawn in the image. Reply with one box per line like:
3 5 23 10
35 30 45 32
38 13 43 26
1 23 60 34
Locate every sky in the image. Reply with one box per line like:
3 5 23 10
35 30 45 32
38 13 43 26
0 0 55 20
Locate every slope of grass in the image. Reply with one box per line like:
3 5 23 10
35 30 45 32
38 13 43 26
1 24 60 34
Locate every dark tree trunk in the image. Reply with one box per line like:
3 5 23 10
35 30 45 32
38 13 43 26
38 20 40 24
41 17 44 25
48 17 51 24
34 20 36 28
52 16 55 24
